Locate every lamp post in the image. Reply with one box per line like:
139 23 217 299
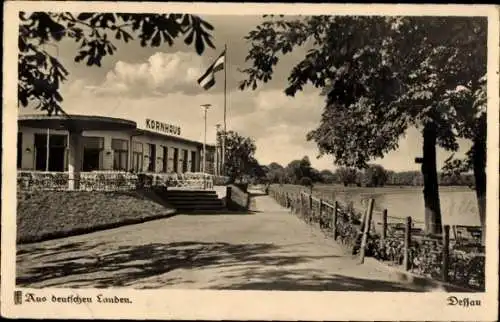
215 123 221 176
201 104 211 188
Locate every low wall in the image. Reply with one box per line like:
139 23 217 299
17 171 217 191
226 185 251 211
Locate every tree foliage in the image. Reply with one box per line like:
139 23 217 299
285 156 313 183
240 15 486 169
19 12 216 115
221 130 258 183
335 167 360 187
240 15 487 235
363 164 388 187
299 176 313 187
319 169 336 184
264 158 474 187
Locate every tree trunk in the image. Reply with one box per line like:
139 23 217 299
472 138 486 246
421 122 443 235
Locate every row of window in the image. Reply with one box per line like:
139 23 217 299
18 133 203 173
113 139 197 173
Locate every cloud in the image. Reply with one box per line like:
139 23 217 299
230 89 324 139
87 51 208 97
49 49 473 173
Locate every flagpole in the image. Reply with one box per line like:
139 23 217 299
222 43 227 177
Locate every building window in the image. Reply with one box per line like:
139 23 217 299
173 148 179 173
148 143 156 172
182 149 188 173
132 142 143 173
34 133 68 171
162 146 168 172
17 132 22 169
112 139 128 171
82 136 104 171
190 151 196 172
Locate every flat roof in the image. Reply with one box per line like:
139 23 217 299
19 114 137 132
134 129 215 149
19 114 215 149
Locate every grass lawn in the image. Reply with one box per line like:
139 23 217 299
17 190 176 244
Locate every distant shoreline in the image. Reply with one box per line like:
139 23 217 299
271 183 480 227
305 184 475 194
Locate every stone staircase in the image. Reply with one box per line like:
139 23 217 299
153 188 226 213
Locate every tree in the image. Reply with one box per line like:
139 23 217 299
299 177 313 187
221 131 258 183
319 169 336 184
239 15 486 236
19 12 215 115
385 170 396 185
335 167 358 187
309 168 322 183
285 156 313 184
441 76 487 244
266 162 287 184
363 164 387 187
247 158 266 183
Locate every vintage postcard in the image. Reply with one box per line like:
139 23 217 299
2 1 499 320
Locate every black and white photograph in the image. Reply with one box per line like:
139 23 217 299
2 2 499 320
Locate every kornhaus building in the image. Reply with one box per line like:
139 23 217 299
17 114 216 176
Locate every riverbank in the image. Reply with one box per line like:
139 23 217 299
271 184 480 228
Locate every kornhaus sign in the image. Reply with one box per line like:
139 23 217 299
145 118 181 136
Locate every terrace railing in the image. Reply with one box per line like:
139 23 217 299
268 184 485 291
17 170 217 192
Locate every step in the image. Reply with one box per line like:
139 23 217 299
174 205 226 211
162 196 219 200
159 189 217 194
169 202 224 208
167 197 222 202
165 194 218 199
167 200 222 205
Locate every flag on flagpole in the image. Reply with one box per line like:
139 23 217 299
197 50 226 90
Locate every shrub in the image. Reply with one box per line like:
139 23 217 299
116 174 126 187
300 177 313 187
136 173 147 189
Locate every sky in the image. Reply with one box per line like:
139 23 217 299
20 14 472 172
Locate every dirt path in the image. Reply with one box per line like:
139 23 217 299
17 195 444 291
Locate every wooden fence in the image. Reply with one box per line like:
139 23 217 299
268 185 485 290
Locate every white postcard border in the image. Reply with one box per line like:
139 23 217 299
2 2 499 321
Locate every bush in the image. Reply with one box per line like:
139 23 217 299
116 174 126 187
299 177 313 187
213 175 231 186
136 173 153 189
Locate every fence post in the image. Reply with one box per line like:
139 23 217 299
246 193 251 211
319 199 324 226
403 216 412 271
442 225 450 283
332 201 338 240
308 193 313 223
382 209 388 240
360 203 368 232
226 186 232 209
359 199 375 264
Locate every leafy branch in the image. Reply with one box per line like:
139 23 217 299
18 12 216 115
